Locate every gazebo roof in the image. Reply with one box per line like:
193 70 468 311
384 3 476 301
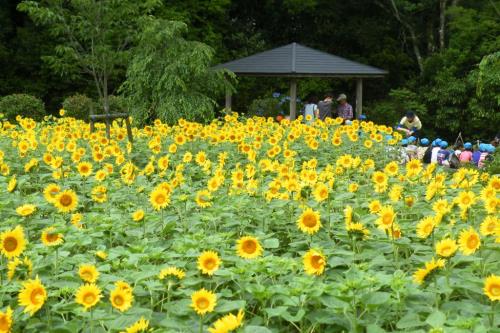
214 42 387 77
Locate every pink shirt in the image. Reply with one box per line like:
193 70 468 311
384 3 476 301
459 151 472 162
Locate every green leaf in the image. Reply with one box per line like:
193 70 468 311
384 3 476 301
425 310 446 328
243 326 273 333
396 312 424 329
216 300 246 313
265 306 288 318
366 324 387 333
263 238 280 248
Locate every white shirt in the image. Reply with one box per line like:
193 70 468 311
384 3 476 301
431 147 440 163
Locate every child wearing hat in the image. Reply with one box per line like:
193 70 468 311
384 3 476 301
437 141 451 166
459 142 473 163
418 138 430 161
406 136 418 160
430 139 442 164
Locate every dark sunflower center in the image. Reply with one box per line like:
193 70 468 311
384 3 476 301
4 237 18 252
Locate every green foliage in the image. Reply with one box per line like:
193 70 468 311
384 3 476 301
0 93 45 121
248 97 283 119
367 88 428 133
121 17 234 126
62 94 95 120
484 150 500 175
17 0 161 113
477 51 500 107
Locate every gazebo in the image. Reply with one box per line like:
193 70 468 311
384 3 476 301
214 42 387 120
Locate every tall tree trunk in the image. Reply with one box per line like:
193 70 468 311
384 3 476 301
439 0 447 50
385 0 424 73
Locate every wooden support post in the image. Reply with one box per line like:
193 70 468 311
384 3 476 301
290 79 297 120
125 117 133 143
356 78 363 119
225 89 232 113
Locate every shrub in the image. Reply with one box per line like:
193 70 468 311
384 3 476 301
101 95 129 114
62 94 96 120
247 93 302 119
0 93 45 121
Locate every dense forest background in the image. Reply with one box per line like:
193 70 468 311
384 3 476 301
0 0 499 140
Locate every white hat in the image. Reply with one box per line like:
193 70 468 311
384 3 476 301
336 93 347 101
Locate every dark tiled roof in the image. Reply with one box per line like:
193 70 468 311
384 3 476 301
214 43 387 77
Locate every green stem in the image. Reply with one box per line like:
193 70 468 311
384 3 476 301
90 309 94 333
199 315 204 333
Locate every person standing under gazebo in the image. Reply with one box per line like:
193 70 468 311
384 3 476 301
336 93 353 122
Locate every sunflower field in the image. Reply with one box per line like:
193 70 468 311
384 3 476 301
0 113 499 333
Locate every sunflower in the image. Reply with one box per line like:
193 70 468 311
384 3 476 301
110 287 133 312
132 209 145 222
346 223 370 239
413 258 445 285
95 251 107 260
197 251 221 276
368 200 382 214
297 208 321 235
191 288 217 315
41 227 64 247
114 280 133 293
149 187 170 211
484 198 498 214
384 161 399 176
208 309 244 333
18 277 47 315
158 266 186 280
480 216 498 236
121 317 149 333
75 283 102 311
7 256 32 280
1 225 27 259
458 227 481 255
195 190 212 208
43 183 61 203
435 238 458 258
303 249 326 275
372 171 388 188
0 307 13 333
77 161 93 177
344 205 353 225
54 189 78 213
71 213 84 229
416 216 436 239
376 206 395 230
313 183 329 202
16 204 36 217
91 185 107 203
236 236 263 259
455 191 476 211
79 264 99 283
7 176 16 192
483 275 500 301
348 183 359 193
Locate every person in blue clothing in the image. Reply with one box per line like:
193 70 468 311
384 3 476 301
472 144 485 166
437 141 451 166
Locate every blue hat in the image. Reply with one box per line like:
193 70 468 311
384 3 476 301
401 139 408 145
435 138 442 145
385 135 393 141
487 145 495 153
464 142 472 150
421 138 429 146
479 143 487 152
440 141 448 148
408 136 416 143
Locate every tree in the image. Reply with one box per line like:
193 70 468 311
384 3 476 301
17 0 160 116
120 17 234 126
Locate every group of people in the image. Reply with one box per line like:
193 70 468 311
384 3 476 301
302 93 354 123
401 136 496 169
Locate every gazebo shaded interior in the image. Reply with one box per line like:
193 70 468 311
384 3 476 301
214 42 387 119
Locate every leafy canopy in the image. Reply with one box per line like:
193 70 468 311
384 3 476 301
120 17 234 126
